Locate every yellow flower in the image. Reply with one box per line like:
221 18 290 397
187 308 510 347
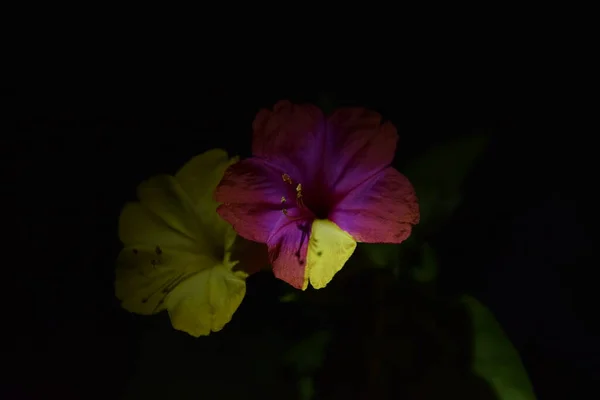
115 149 247 337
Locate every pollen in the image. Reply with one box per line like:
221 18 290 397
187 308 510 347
281 175 305 213
296 183 305 208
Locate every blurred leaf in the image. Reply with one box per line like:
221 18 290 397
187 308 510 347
403 134 489 234
358 242 399 269
286 330 333 400
286 330 333 375
412 242 438 283
462 295 537 400
298 376 315 400
279 292 300 303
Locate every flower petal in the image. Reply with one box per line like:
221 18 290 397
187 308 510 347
267 218 312 290
252 100 326 183
175 149 236 203
329 167 419 243
119 202 201 254
326 107 398 201
306 219 357 289
217 204 283 244
165 264 247 337
115 245 217 315
215 158 289 205
216 158 296 243
136 174 211 249
175 149 239 250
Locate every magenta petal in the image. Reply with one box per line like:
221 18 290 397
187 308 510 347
326 108 398 200
215 158 291 243
252 100 326 183
267 217 312 290
329 167 419 243
217 204 283 243
215 158 285 205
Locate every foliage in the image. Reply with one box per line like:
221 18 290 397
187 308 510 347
120 112 535 399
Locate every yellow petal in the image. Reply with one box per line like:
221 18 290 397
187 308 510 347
136 174 212 250
175 149 240 252
165 264 248 337
175 149 236 210
115 245 217 315
118 202 200 254
306 219 357 289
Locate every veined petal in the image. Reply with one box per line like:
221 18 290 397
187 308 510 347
306 219 357 289
326 108 398 201
175 149 239 250
252 100 326 183
217 204 283 244
215 158 291 205
175 149 236 204
267 217 313 290
115 245 217 315
136 174 210 249
119 202 201 254
329 167 419 243
165 264 248 337
216 158 296 243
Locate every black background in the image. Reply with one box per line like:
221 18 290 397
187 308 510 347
7 81 597 399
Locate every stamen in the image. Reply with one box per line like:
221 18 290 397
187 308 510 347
296 183 305 208
281 174 306 216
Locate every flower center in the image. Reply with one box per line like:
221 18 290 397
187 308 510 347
280 173 307 217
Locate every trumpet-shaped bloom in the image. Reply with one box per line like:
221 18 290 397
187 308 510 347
115 149 251 337
215 101 419 290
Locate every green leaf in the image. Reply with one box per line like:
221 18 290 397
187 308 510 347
403 134 489 233
462 295 536 400
358 242 399 269
285 330 333 375
279 292 300 303
298 376 316 400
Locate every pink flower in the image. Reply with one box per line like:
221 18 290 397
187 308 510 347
215 101 419 290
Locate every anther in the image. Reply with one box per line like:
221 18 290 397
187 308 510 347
296 183 305 208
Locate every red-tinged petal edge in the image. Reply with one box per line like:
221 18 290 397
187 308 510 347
215 158 295 243
329 167 419 243
215 158 285 205
267 217 312 290
217 203 283 244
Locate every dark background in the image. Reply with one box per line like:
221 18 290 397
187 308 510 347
7 82 597 399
